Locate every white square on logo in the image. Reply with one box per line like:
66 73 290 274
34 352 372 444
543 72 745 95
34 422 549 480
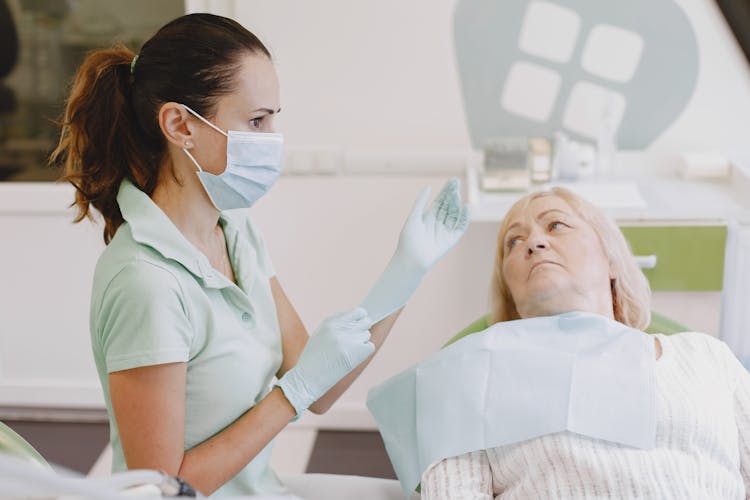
581 24 644 83
501 61 562 122
518 1 581 63
562 81 626 139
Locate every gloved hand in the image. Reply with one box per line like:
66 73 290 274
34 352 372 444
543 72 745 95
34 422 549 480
277 307 375 415
360 177 470 323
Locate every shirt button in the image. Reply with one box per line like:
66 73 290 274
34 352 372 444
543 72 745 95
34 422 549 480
241 312 251 322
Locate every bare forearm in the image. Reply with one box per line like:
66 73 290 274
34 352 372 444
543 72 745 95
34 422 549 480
309 308 403 413
177 387 295 495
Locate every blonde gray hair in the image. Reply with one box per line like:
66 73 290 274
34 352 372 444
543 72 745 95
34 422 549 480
489 187 651 330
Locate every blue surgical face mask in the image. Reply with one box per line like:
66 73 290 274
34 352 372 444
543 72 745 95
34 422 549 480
181 104 283 211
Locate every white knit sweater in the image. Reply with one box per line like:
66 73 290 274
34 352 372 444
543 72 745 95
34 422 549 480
421 332 750 499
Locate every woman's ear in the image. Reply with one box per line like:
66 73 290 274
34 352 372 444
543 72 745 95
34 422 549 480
158 102 194 149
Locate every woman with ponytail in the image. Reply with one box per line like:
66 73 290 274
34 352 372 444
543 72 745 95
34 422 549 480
50 12 466 498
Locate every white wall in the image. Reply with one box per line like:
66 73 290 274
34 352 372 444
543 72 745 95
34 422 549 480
0 0 743 425
0 186 104 409
657 0 750 155
232 0 470 151
0 175 724 428
188 0 739 428
207 0 750 158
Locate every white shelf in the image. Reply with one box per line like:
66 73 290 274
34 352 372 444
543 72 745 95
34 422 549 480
466 152 750 224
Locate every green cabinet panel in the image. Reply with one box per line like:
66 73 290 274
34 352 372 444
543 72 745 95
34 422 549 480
619 225 727 291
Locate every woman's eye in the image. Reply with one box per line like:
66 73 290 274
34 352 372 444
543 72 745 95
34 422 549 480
549 221 568 231
507 237 521 249
250 117 263 128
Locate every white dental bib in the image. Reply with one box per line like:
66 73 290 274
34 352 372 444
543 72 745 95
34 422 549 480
367 312 656 497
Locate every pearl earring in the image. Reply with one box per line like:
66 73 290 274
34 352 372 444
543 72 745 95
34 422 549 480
184 140 192 148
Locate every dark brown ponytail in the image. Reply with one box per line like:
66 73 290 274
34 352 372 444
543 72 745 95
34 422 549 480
51 46 139 244
50 14 271 244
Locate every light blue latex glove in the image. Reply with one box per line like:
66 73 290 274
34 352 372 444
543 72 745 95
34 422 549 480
360 177 470 323
276 307 375 415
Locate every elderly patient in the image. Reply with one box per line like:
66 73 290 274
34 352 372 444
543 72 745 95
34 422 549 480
420 187 750 499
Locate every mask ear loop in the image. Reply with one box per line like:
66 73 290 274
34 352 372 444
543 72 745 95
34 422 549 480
181 104 229 137
180 104 229 173
183 148 204 172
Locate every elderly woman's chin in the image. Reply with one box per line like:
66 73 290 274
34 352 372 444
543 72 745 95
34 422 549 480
516 280 606 318
518 291 578 318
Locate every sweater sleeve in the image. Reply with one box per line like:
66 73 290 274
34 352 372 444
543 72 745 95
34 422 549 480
728 348 750 496
421 450 493 500
706 336 750 496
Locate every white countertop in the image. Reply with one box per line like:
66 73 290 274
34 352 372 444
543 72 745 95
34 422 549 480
467 151 750 224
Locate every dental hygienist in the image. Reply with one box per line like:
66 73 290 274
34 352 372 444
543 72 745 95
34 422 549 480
49 13 468 497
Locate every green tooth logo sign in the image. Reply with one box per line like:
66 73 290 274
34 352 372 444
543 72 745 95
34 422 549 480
454 0 699 149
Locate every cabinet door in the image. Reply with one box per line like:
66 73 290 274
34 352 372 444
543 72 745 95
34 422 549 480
619 225 727 291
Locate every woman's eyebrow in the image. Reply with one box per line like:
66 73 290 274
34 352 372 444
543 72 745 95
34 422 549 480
536 209 568 220
252 107 281 114
505 208 571 236
506 221 522 234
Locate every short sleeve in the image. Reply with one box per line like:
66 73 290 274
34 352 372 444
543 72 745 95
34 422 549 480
96 261 194 373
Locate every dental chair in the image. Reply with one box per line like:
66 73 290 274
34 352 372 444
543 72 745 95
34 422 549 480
444 311 688 347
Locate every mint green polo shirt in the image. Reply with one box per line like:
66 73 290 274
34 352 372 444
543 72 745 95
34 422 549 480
90 178 286 496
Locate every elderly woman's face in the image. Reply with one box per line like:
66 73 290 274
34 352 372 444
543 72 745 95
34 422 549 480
501 195 614 318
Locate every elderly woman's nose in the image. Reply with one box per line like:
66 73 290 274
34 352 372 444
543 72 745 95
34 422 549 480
525 235 549 253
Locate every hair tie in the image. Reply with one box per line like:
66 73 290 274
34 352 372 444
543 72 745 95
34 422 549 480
130 54 139 75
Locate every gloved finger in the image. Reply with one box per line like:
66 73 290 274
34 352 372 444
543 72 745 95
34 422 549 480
442 182 461 228
452 202 471 232
345 313 374 330
408 186 432 222
363 340 376 356
335 307 370 324
343 313 374 332
352 331 373 344
433 178 457 222
438 177 459 197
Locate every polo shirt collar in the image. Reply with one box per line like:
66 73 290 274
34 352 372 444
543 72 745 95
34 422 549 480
117 178 229 289
219 213 259 293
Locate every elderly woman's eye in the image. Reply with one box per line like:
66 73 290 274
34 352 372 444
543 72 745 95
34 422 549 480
507 236 521 249
549 221 568 231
